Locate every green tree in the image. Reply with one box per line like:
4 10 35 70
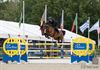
0 0 100 42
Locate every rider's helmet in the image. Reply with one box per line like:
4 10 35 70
48 17 54 23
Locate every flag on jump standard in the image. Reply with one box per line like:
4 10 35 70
40 5 47 26
71 13 78 33
79 20 89 33
60 10 64 30
89 20 99 33
89 20 100 48
19 12 23 28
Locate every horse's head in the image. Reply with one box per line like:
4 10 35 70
40 22 49 35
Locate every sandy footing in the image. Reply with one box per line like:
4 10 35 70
0 63 100 70
0 58 100 70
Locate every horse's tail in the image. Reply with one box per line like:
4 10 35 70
61 30 66 36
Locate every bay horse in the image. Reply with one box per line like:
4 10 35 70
40 21 65 42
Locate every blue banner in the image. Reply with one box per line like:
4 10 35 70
89 44 92 50
21 53 28 62
3 54 20 63
71 54 94 63
73 43 86 50
20 45 25 50
5 44 18 50
71 55 89 63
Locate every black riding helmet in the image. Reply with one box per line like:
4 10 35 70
47 17 58 27
48 17 54 23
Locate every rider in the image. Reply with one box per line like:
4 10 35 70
47 17 59 32
47 17 57 27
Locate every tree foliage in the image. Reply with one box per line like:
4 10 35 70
0 0 100 42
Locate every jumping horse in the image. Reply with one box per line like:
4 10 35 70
40 18 65 42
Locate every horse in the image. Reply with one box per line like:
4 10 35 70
40 20 65 42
